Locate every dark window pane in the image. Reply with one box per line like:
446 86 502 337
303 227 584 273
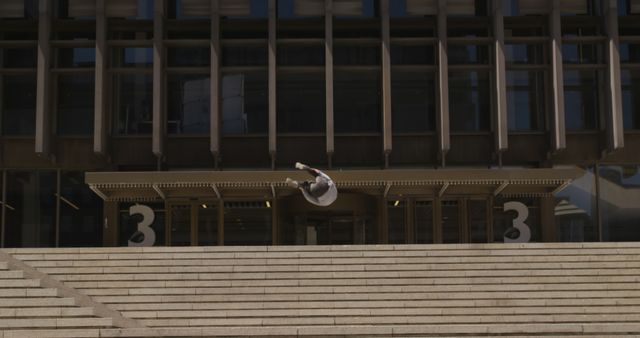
5 171 57 248
564 70 599 130
221 72 268 134
57 48 96 68
448 27 489 37
504 26 546 37
221 20 268 39
620 43 640 63
468 200 487 243
390 22 435 37
334 45 380 65
54 28 96 40
277 45 324 66
167 74 210 134
106 0 154 20
334 21 380 37
277 0 323 18
555 166 598 242
562 43 603 64
118 202 165 246
2 75 36 136
111 47 153 67
108 27 153 40
507 70 544 131
442 200 460 243
622 69 640 130
166 22 210 39
223 201 272 245
277 71 325 133
167 47 210 67
599 165 640 241
391 70 435 132
113 74 153 135
57 74 95 135
219 0 268 19
222 45 268 66
504 44 543 64
198 204 218 245
277 19 324 37
387 200 405 244
2 48 37 68
449 71 490 131
390 44 435 65
448 44 489 64
170 204 191 246
334 70 381 133
334 0 379 18
415 201 433 244
0 29 39 40
59 171 103 247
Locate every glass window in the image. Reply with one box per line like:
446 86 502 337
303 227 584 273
562 43 603 64
167 74 210 134
277 71 325 133
334 45 380 65
415 200 433 244
441 200 460 243
334 0 379 18
493 197 540 242
448 27 489 37
2 75 36 136
506 70 544 131
620 43 640 63
0 0 38 19
113 74 153 135
1 48 37 68
167 47 210 67
167 0 210 19
390 0 436 17
198 203 218 245
564 70 599 130
390 44 435 65
554 166 598 242
387 200 405 244
220 0 268 19
622 69 640 129
57 74 95 135
119 202 165 246
56 48 96 68
504 44 544 64
223 201 272 245
106 0 154 20
5 171 57 248
448 44 489 64
334 70 381 133
222 45 268 66
170 204 191 246
391 70 435 132
111 47 153 68
277 45 324 66
468 200 487 243
599 165 640 241
221 71 268 134
56 0 96 19
59 172 103 247
449 71 490 131
277 0 324 18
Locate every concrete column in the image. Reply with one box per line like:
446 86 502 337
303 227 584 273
381 0 392 168
493 0 508 154
268 0 277 168
152 0 165 161
35 0 52 157
604 0 625 152
94 0 108 155
436 0 450 166
550 0 566 152
325 0 334 167
210 0 221 166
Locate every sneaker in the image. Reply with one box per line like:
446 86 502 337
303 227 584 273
295 162 306 170
285 178 298 188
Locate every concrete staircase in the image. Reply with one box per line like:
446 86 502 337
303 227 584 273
2 243 640 337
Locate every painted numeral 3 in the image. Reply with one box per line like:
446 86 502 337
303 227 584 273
503 201 531 243
128 204 156 247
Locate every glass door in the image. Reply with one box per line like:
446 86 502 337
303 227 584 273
168 201 218 246
169 204 191 246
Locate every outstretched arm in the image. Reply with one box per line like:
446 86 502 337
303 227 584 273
295 162 320 178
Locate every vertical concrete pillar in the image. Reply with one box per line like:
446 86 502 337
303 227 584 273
94 0 108 156
268 0 277 168
325 0 334 167
550 0 566 152
604 0 625 152
35 0 52 157
381 0 392 168
152 0 165 162
493 0 508 154
210 0 221 166
436 0 450 166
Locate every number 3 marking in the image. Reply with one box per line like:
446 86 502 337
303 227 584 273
128 204 156 247
503 201 531 243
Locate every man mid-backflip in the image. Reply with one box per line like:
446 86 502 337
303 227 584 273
286 162 337 207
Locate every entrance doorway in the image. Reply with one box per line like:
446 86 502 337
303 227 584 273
295 213 358 245
167 201 218 246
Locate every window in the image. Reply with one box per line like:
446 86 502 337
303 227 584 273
555 166 598 242
504 44 544 64
333 0 379 18
448 45 489 64
562 43 603 64
390 45 435 65
506 71 544 131
447 0 488 16
0 0 38 19
223 201 272 245
415 201 433 244
334 70 381 133
387 200 406 244
113 74 153 135
56 48 96 68
391 70 435 132
564 70 599 130
1 48 37 68
277 45 324 66
334 45 380 65
622 70 640 129
277 71 325 133
503 0 548 16
2 75 36 136
167 74 210 134
222 45 268 66
167 47 210 67
198 204 218 245
277 0 324 18
389 0 436 17
111 47 153 68
441 200 460 243
106 0 154 20
449 71 490 131
620 43 640 63
221 71 268 134
57 74 95 135
59 172 103 247
599 165 640 241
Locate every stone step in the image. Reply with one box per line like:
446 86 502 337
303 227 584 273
0 288 58 298
0 261 7 270
0 279 40 288
0 270 24 279
0 298 76 308
0 317 113 329
0 307 95 318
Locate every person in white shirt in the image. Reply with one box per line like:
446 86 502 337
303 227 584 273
286 162 338 207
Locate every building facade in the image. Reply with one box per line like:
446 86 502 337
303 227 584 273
0 0 639 248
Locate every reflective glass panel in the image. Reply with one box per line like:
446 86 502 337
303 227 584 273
59 172 103 247
167 74 210 134
334 0 379 18
442 200 460 243
198 204 218 245
111 47 153 68
2 75 36 136
57 74 95 135
391 70 435 132
170 204 191 246
277 71 325 133
415 201 433 244
599 165 640 241
334 45 380 65
277 45 324 66
223 201 272 245
448 44 489 64
554 166 598 242
56 48 96 68
390 44 435 65
222 45 268 66
562 43 603 64
504 44 543 64
449 71 490 131
564 70 599 130
113 74 153 135
277 0 323 18
620 43 640 63
1 48 37 68
106 0 154 19
167 47 210 67
622 69 640 129
506 70 543 131
387 200 406 244
334 70 381 133
468 200 487 243
221 71 268 134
